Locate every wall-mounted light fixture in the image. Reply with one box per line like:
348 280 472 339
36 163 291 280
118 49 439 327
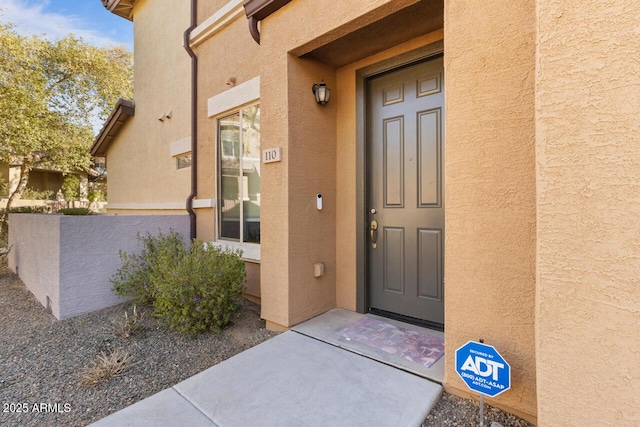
312 81 331 105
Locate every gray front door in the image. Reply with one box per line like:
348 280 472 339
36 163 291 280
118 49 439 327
366 56 444 325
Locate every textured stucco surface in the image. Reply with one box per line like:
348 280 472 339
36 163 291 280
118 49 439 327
197 0 230 23
105 0 191 210
285 57 337 326
8 214 189 320
192 6 269 317
536 1 640 425
107 0 446 330
87 0 640 422
443 0 537 421
8 215 60 316
255 0 425 327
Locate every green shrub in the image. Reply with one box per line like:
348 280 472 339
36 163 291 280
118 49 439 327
62 175 81 201
0 176 8 197
22 188 54 200
152 241 245 336
0 206 50 238
58 207 91 215
87 190 105 203
111 230 188 305
111 231 245 336
2 206 49 214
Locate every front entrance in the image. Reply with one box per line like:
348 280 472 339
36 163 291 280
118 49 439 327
366 55 444 327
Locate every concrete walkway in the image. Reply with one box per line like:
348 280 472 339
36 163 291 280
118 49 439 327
90 312 443 427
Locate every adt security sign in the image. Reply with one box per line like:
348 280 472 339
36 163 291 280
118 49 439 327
455 341 510 397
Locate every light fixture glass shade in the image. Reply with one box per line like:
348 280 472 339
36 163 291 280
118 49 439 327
313 82 331 105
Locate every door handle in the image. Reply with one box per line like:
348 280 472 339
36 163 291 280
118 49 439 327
370 220 378 249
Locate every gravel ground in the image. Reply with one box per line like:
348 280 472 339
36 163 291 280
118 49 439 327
1 268 534 427
423 393 534 427
0 268 277 426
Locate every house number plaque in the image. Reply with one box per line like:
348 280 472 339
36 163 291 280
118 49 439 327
262 147 282 164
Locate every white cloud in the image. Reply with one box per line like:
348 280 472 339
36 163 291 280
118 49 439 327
0 0 130 49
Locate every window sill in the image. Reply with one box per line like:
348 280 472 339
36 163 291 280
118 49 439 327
209 240 260 263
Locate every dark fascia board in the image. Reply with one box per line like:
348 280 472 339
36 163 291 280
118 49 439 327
90 99 134 156
243 0 291 21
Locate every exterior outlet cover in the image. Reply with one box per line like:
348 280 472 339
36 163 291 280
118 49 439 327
313 263 325 278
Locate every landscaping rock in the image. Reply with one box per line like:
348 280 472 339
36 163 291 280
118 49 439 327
0 268 276 426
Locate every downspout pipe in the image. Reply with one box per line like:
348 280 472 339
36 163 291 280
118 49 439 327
184 0 198 241
248 16 260 44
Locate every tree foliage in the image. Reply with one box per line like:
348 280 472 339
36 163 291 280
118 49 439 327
61 174 81 201
0 22 133 210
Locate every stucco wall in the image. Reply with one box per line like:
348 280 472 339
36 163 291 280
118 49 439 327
536 1 640 425
105 0 191 211
197 0 230 23
8 214 189 320
191 3 265 309
8 214 60 315
285 57 337 325
444 0 537 421
257 0 437 328
193 6 263 243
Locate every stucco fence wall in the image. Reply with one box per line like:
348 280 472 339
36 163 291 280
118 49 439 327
7 214 189 320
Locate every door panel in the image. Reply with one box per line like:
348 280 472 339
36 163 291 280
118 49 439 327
383 227 405 294
418 109 441 207
418 228 442 300
367 56 444 325
383 117 404 207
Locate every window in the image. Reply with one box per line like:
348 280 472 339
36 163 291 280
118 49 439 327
218 104 260 244
176 153 192 170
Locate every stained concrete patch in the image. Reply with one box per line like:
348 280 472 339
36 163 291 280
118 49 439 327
89 388 216 427
293 309 445 383
175 332 442 427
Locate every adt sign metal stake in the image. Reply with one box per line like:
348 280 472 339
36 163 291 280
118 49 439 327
455 340 511 427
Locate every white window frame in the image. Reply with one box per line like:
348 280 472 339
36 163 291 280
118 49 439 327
216 102 260 244
175 153 192 170
209 78 261 261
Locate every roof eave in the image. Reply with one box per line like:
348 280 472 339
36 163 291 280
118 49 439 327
102 0 135 21
243 0 291 20
90 99 135 157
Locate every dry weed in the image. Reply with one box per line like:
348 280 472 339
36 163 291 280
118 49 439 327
117 304 145 338
79 348 135 386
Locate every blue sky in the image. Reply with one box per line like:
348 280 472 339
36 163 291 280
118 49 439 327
0 0 133 50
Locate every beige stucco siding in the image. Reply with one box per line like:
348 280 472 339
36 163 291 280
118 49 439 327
257 48 291 328
197 0 232 24
285 57 337 326
444 0 537 421
192 6 265 303
536 1 640 425
99 0 640 422
193 10 263 242
106 0 191 211
257 0 437 327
